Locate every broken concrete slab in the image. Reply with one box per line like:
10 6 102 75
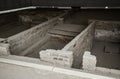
39 49 73 67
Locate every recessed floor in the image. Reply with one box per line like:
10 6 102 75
92 40 120 70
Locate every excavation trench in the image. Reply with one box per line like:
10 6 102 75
0 9 120 70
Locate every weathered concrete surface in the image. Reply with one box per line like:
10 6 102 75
62 22 95 68
82 51 96 71
40 49 73 67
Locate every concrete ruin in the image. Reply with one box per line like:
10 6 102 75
0 9 120 79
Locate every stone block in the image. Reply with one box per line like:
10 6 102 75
82 51 97 71
0 43 10 56
39 49 73 67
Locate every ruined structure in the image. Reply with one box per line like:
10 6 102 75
0 9 120 79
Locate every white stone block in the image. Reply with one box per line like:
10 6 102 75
0 43 10 55
82 51 97 71
39 49 73 67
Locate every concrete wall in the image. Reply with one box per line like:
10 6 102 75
95 21 120 42
7 15 63 55
62 22 95 68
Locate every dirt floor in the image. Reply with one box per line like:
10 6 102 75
92 39 120 70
